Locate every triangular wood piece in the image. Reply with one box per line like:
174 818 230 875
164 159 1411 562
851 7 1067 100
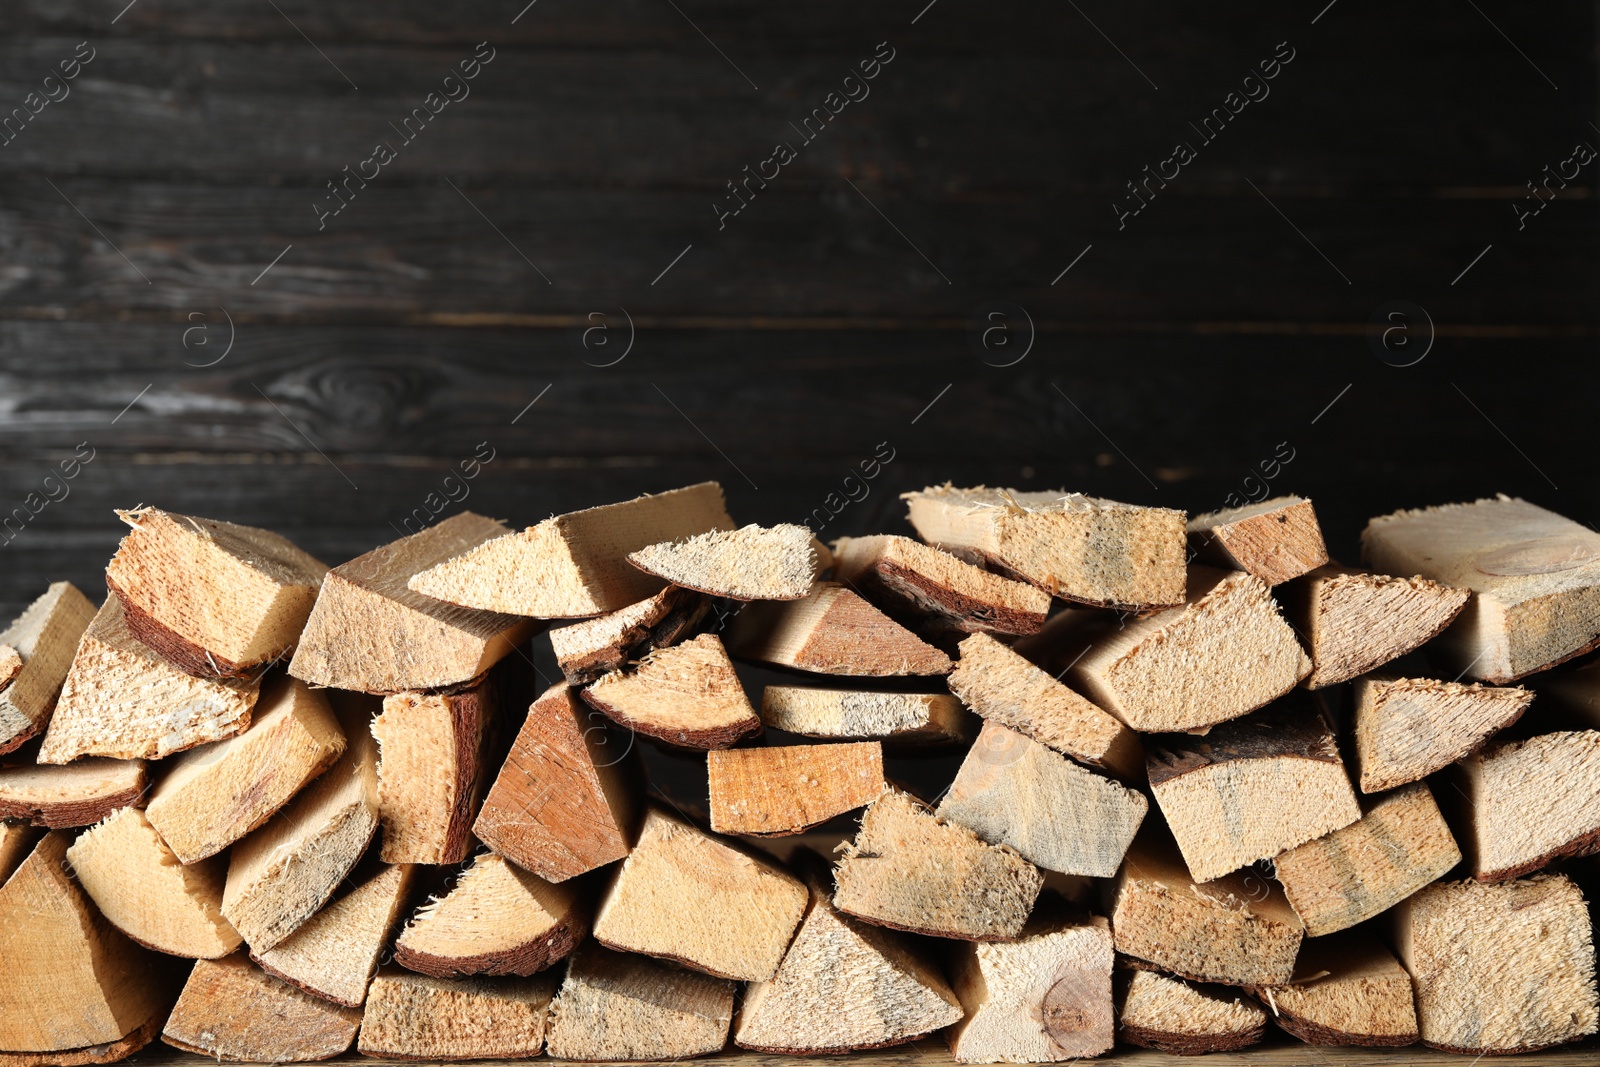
582 633 760 749
1284 565 1470 688
628 523 819 600
0 581 95 756
708 741 884 836
1117 969 1266 1054
1458 730 1600 880
726 583 953 676
1252 933 1419 1047
1186 495 1328 586
0 757 146 827
1353 675 1532 792
0 821 38 882
357 969 557 1059
544 944 735 1062
254 863 417 1007
759 685 969 746
548 585 709 685
408 482 735 617
162 954 361 1062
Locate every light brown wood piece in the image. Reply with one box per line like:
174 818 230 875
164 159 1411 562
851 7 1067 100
1393 875 1598 1053
1458 730 1600 880
357 969 557 1059
629 523 820 600
104 507 329 677
1274 781 1461 937
0 757 147 827
709 742 884 836
0 643 20 688
145 675 346 863
1285 565 1470 688
0 1010 166 1067
833 788 1042 942
254 864 417 1007
830 533 1051 638
545 944 735 1062
1187 496 1329 586
39 597 259 763
1118 969 1266 1055
548 585 709 685
759 686 969 746
0 820 39 881
1353 675 1533 793
1363 495 1600 682
288 512 534 694
0 581 95 755
902 485 1187 609
582 632 760 749
162 954 361 1062
1253 933 1419 1047
726 583 953 676
408 482 735 617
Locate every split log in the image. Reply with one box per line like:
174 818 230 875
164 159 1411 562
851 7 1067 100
254 863 417 1007
1363 495 1600 682
548 585 709 685
0 820 38 881
357 969 557 1060
901 485 1187 609
544 944 735 1062
1283 565 1469 688
628 523 820 600
104 507 328 677
1394 874 1599 1053
1186 495 1328 586
0 643 19 687
829 533 1050 638
0 757 147 827
66 806 240 959
1117 969 1266 1055
1274 781 1460 936
288 512 534 693
408 482 734 617
1352 675 1532 793
162 954 362 1062
758 685 969 746
937 721 1146 877
708 741 884 836
725 583 952 676
0 581 95 755
582 633 760 748
1252 933 1419 1047
395 850 586 977
1457 730 1600 880
833 788 1042 942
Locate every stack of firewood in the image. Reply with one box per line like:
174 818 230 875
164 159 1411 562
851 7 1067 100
0 484 1597 1064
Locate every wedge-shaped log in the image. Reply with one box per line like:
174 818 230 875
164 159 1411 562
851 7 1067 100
1353 675 1532 793
1284 565 1469 688
708 742 884 836
629 523 819 600
829 533 1050 638
1252 933 1419 1047
1458 730 1600 880
726 583 952 676
357 969 557 1059
254 863 416 1007
548 585 709 685
1186 495 1328 586
162 954 361 1062
0 757 146 827
759 686 968 746
1117 970 1266 1055
545 944 735 1062
0 581 94 755
583 633 760 748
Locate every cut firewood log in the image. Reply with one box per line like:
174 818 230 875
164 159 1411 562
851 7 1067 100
0 820 38 881
288 512 534 693
0 643 19 687
833 788 1042 942
104 507 329 678
1117 969 1266 1055
708 741 884 836
902 485 1187 609
145 675 346 863
1352 675 1532 793
582 633 760 748
829 533 1051 639
357 969 557 1059
1252 933 1419 1047
254 863 416 1007
1363 495 1600 682
593 805 807 981
66 806 240 959
628 523 820 600
544 944 735 1062
937 721 1146 877
408 482 735 617
1274 781 1460 936
1394 874 1599 1053
1456 730 1600 880
1283 565 1470 688
473 681 639 883
162 954 362 1062
222 694 380 952
0 757 147 827
548 585 709 685
725 583 953 676
1186 495 1328 586
759 685 969 746
395 850 586 977
1146 698 1360 882
0 581 95 756
38 597 259 763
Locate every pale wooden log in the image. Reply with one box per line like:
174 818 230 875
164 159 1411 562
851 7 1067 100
1363 495 1600 682
1147 698 1360 882
473 681 638 883
1117 969 1266 1055
937 721 1146 877
726 583 952 676
1274 781 1460 936
582 633 761 748
38 597 259 763
548 584 709 684
1352 675 1532 793
0 757 146 827
0 581 95 755
1393 874 1598 1053
759 685 969 746
408 482 735 617
162 954 361 1062
829 533 1051 639
288 512 534 694
145 675 346 863
1284 565 1470 688
544 944 735 1062
708 742 884 836
254 863 417 1007
833 788 1042 942
901 485 1187 609
357 969 557 1059
629 523 820 600
67 806 241 959
1457 730 1600 880
0 820 39 881
0 1016 166 1067
1186 495 1328 586
104 507 329 678
1252 933 1419 1047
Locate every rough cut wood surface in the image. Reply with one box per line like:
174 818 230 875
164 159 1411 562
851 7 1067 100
1352 675 1533 793
0 820 37 882
582 633 761 749
1458 730 1600 880
726 583 952 676
759 686 969 746
1186 496 1328 586
0 757 147 827
1253 933 1419 1047
162 954 362 1063
0 581 94 756
1118 969 1267 1055
548 585 709 685
901 486 1187 609
357 970 557 1060
544 944 735 1062
628 523 819 600
1284 566 1470 688
829 534 1051 639
708 742 884 836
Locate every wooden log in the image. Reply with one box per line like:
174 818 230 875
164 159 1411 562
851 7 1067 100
408 482 735 617
1352 674 1532 793
0 1020 167 1067
161 954 362 1062
1146 697 1361 882
833 788 1042 942
901 485 1187 609
104 507 328 678
544 944 735 1062
628 523 820 600
829 533 1051 639
581 633 760 749
144 674 346 863
725 583 953 676
708 741 884 836
66 806 240 959
1252 933 1419 1047
937 721 1146 877
473 681 639 883
1457 730 1600 880
38 597 259 763
395 850 586 978
758 685 969 746
0 757 147 828
1274 781 1461 936
1186 495 1328 586
254 863 417 1007
1283 565 1470 688
0 820 39 881
357 969 557 1060
0 644 19 688
1117 969 1267 1055
1362 495 1600 682
548 584 709 685
1393 874 1598 1053
0 581 95 756
288 512 534 693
